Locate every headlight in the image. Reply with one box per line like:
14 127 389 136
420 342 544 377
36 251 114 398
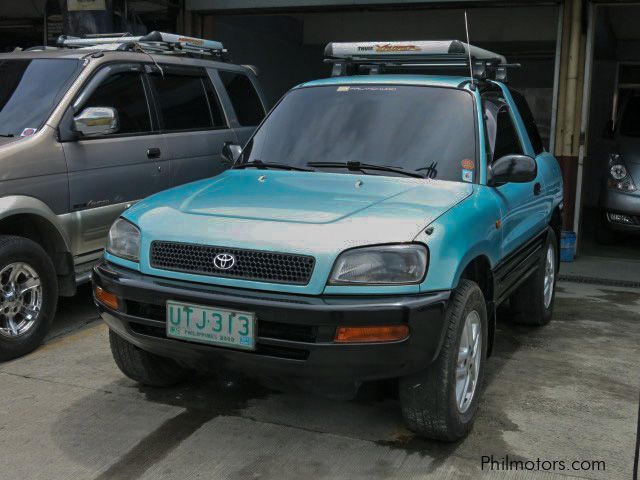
329 244 428 285
106 218 140 262
610 163 628 181
607 154 636 192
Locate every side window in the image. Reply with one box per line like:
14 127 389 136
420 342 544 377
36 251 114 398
493 107 524 161
83 72 151 135
218 71 265 127
150 73 225 132
510 89 544 155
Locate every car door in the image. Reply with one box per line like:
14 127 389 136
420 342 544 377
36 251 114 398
61 64 171 261
147 65 237 187
213 69 267 147
484 95 545 258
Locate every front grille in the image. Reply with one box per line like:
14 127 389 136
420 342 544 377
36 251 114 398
150 241 315 285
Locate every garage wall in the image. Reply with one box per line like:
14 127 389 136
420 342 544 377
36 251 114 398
206 4 560 142
209 15 326 107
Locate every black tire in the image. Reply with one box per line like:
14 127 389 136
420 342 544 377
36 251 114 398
399 279 488 441
0 235 58 361
510 227 558 326
109 329 192 387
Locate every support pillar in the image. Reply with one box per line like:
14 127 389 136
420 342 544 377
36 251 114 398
554 0 587 230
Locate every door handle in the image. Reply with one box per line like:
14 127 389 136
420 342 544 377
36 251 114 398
533 182 542 196
147 147 161 159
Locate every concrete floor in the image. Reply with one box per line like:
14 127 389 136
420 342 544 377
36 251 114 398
561 255 640 285
0 282 638 480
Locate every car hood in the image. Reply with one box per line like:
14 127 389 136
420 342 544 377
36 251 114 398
126 170 473 293
617 137 640 164
0 136 21 149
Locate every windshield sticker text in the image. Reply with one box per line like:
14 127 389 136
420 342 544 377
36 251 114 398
336 86 397 92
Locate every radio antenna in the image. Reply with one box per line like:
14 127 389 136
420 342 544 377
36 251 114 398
464 11 474 86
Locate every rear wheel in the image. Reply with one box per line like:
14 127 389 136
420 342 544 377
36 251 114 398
109 330 192 387
0 236 58 361
510 228 558 326
399 279 487 441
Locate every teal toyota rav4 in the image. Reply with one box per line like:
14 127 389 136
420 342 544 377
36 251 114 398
93 41 563 441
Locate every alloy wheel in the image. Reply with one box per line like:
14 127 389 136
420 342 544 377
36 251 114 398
0 262 42 338
456 310 482 413
543 242 556 309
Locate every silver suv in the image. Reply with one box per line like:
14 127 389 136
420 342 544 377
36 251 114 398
0 34 267 360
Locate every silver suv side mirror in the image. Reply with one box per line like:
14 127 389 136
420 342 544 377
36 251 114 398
221 142 242 166
73 106 119 137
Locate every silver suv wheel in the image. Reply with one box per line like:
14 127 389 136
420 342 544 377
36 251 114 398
456 310 482 413
0 262 42 338
543 242 556 309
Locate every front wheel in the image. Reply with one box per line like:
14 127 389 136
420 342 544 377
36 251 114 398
399 279 487 441
510 227 558 326
0 236 58 361
109 330 192 387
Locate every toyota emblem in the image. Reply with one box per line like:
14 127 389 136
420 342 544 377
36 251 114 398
213 253 235 270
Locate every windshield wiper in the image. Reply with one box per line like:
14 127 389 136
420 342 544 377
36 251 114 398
233 159 315 172
308 161 426 179
0 134 14 138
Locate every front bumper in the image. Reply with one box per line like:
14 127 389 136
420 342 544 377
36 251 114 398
93 262 450 384
600 188 640 233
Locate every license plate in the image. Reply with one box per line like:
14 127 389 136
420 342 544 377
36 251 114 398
166 300 256 351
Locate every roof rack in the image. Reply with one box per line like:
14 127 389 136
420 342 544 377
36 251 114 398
57 31 229 61
324 40 518 82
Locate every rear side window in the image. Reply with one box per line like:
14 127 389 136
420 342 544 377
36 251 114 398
219 71 265 126
510 89 544 155
84 72 151 135
150 73 225 132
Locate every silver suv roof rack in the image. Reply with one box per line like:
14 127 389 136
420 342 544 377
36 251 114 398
57 31 228 61
324 40 518 82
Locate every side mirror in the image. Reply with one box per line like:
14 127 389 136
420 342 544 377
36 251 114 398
73 106 118 137
488 154 537 186
221 142 242 166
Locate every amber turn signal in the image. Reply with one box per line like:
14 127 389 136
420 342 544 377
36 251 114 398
335 325 409 343
94 286 119 310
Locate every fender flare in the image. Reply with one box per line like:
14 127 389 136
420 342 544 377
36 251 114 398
0 195 72 254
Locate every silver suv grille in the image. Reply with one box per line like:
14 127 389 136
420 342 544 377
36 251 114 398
149 241 315 285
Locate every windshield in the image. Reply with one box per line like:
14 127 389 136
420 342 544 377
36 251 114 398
239 84 477 182
0 59 79 137
619 93 640 137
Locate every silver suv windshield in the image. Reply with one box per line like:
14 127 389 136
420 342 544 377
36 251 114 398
0 58 79 137
238 84 478 182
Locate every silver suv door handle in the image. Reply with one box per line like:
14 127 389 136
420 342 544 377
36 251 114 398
147 148 161 159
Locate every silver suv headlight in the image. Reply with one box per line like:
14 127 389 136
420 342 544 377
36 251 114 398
106 218 140 262
608 154 637 192
329 244 428 285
